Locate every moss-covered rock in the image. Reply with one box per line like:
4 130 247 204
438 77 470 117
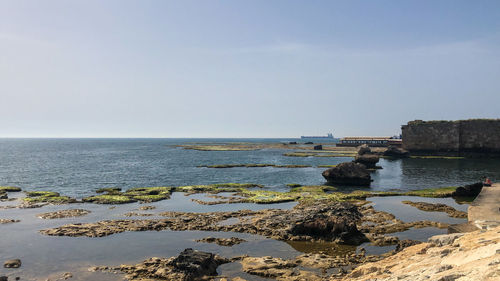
26 191 60 197
404 186 457 198
96 187 122 194
240 190 300 204
24 194 76 204
0 186 22 192
82 195 137 204
286 183 302 188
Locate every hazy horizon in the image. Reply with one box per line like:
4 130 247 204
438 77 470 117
2 1 500 138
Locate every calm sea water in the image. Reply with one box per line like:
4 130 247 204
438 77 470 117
0 138 499 198
1 138 492 280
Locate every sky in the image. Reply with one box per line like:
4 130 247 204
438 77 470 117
1 0 499 138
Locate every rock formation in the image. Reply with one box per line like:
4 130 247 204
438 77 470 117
383 145 410 158
322 162 372 186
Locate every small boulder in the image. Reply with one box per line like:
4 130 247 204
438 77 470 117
313 145 323 150
322 162 372 186
383 146 410 158
4 259 21 268
305 142 314 144
353 154 380 169
452 182 483 198
0 276 7 281
172 248 228 280
289 141 297 145
357 144 371 155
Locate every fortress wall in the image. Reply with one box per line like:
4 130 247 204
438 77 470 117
459 119 500 152
402 119 500 155
401 120 460 152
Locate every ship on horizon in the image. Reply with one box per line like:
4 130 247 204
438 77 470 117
300 133 334 139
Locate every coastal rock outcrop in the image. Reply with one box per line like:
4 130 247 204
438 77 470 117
357 144 371 155
336 226 500 281
353 154 380 169
41 201 367 244
322 162 372 186
4 259 21 268
452 182 483 197
383 145 410 158
91 248 229 281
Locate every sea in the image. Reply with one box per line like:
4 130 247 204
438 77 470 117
1 138 497 280
1 138 500 197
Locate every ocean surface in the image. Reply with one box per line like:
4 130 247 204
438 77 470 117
1 138 492 280
1 138 500 198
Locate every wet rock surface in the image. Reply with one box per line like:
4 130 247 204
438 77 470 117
402 201 467 218
0 219 20 224
4 259 21 268
41 201 366 244
383 145 410 158
353 154 380 169
196 237 247 246
322 162 372 186
451 182 483 198
91 248 229 281
37 209 91 219
238 251 382 281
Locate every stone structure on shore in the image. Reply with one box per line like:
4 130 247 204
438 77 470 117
402 119 500 156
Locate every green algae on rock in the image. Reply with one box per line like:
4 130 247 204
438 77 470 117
23 191 77 204
199 163 312 168
0 186 22 192
82 195 137 204
95 187 122 194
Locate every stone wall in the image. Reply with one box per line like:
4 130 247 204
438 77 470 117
402 119 500 155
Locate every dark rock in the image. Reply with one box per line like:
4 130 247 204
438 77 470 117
0 276 7 281
171 248 228 280
353 154 380 169
196 237 246 246
92 249 229 281
289 142 297 145
313 145 323 150
0 192 7 200
4 259 21 268
305 142 314 144
290 202 367 244
322 162 372 186
452 182 483 198
357 144 371 155
383 146 410 158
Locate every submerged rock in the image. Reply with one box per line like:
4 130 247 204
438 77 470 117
402 201 467 218
37 209 91 219
322 162 372 186
0 219 20 224
4 259 21 268
314 145 323 150
196 237 246 246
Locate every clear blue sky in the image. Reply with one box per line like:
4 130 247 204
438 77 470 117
1 0 499 138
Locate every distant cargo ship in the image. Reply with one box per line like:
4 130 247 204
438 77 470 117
300 133 334 139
